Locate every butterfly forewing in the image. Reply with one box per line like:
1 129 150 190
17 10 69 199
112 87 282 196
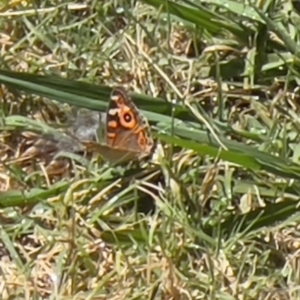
106 87 153 153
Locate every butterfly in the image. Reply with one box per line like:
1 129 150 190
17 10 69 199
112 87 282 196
89 87 154 163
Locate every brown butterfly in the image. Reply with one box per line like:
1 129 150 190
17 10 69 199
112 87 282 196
90 87 154 163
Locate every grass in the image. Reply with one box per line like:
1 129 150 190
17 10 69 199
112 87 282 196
1 0 300 299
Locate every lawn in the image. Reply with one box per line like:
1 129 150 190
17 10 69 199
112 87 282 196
0 0 300 299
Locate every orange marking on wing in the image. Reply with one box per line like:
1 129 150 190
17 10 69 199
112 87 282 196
107 132 116 139
108 120 118 128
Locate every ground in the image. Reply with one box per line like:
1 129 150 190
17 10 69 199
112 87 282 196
0 0 300 299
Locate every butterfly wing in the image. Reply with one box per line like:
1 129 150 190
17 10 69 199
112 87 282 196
106 87 153 153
